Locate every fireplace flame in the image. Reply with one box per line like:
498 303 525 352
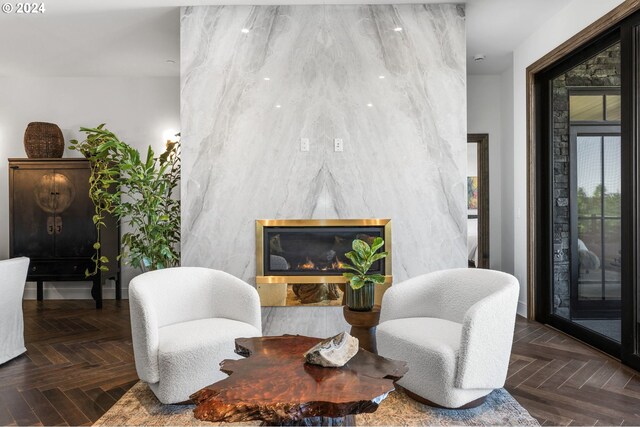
299 258 316 270
297 257 347 271
330 257 347 270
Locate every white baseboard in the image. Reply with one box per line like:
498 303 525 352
517 301 527 317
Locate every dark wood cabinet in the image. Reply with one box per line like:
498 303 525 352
8 158 120 308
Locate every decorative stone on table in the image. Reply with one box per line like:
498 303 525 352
304 331 359 368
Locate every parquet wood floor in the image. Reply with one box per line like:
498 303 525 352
0 301 137 426
507 318 640 426
1 300 639 426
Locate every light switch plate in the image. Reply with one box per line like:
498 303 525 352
300 138 310 152
334 138 344 152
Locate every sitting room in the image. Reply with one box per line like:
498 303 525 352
1 0 640 426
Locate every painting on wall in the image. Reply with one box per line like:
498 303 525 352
467 176 478 209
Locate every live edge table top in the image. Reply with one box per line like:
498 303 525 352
190 335 408 426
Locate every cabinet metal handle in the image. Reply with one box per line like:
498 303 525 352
55 217 63 234
47 217 54 235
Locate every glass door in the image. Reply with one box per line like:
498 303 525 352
536 9 640 370
545 40 623 354
620 14 640 371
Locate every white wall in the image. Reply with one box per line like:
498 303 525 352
467 74 502 270
510 0 624 315
500 59 515 277
0 76 180 299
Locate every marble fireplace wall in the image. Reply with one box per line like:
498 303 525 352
181 5 467 284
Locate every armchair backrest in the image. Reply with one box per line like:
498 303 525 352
130 267 219 329
380 268 518 324
425 269 517 324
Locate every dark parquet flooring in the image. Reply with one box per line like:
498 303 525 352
508 318 640 426
1 300 640 426
0 301 137 426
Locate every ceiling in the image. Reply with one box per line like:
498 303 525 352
0 0 573 77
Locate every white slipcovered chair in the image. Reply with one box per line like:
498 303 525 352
129 267 262 404
377 268 519 408
0 257 30 365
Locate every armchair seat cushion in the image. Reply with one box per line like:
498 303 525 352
152 318 261 404
159 318 260 356
377 317 462 357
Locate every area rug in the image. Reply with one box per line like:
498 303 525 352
94 382 539 426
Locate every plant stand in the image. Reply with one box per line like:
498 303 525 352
343 305 381 354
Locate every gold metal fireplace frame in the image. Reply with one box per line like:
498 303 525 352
255 219 392 285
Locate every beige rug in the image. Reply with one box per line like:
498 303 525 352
94 382 538 426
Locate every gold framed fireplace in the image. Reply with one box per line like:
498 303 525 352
255 219 392 287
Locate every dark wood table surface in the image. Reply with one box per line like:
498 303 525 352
190 335 407 426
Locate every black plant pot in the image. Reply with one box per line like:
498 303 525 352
345 282 375 312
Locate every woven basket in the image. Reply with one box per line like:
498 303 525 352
24 122 64 158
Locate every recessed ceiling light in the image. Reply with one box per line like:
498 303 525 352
473 54 486 62
378 75 385 79
241 28 250 34
263 77 270 81
393 27 403 32
367 103 373 107
275 104 281 108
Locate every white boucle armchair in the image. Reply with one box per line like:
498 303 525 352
376 268 519 408
129 267 262 404
0 257 29 365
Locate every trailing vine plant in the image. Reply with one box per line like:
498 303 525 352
69 124 181 274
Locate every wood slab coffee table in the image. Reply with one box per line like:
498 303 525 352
190 335 407 426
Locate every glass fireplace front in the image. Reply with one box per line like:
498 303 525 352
265 227 384 275
256 219 391 283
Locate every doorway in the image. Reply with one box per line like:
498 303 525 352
467 134 489 269
531 9 640 370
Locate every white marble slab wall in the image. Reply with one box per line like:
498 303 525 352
181 5 467 284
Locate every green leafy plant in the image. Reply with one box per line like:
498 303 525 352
342 237 388 290
69 124 181 274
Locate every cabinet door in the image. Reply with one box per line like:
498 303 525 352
53 167 96 258
11 167 56 257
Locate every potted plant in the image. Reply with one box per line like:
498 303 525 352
342 237 388 311
69 125 180 274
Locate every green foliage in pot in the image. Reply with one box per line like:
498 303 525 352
342 237 388 289
69 124 181 274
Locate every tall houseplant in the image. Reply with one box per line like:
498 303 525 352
69 125 180 274
342 237 388 311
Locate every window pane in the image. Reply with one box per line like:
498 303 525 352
606 95 621 121
603 218 621 300
604 136 621 217
570 95 604 121
577 136 603 217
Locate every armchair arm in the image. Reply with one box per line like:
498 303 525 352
454 282 519 389
210 271 262 331
379 273 441 323
129 282 160 384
